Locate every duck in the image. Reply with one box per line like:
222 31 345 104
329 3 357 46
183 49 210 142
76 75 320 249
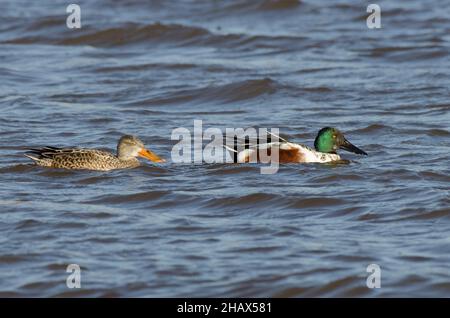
228 127 367 163
25 135 165 171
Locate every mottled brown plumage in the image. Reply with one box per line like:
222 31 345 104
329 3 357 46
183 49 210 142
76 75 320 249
25 135 165 171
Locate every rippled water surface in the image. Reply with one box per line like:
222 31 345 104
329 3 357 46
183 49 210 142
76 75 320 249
1 0 449 297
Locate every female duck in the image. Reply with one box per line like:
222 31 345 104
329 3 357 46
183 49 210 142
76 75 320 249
25 135 165 171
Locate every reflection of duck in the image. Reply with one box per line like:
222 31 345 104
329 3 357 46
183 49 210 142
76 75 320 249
25 135 165 171
229 127 368 163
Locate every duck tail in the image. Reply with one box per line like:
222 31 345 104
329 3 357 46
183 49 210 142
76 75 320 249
25 146 62 157
265 130 288 143
222 144 237 153
24 146 62 166
24 153 40 161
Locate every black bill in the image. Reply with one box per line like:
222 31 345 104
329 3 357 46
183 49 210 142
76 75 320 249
340 139 368 156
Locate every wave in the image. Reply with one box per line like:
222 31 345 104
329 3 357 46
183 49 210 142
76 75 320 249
126 78 281 106
203 193 280 209
400 208 450 221
258 0 302 10
352 124 393 134
84 190 171 204
60 22 210 47
5 20 306 50
359 45 449 61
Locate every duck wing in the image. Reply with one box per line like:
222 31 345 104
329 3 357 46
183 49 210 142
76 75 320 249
25 147 116 169
232 142 340 163
223 131 290 162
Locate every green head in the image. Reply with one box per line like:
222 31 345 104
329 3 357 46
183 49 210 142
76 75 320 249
314 127 367 155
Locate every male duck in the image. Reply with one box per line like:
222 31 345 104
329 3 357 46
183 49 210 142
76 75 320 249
231 127 367 163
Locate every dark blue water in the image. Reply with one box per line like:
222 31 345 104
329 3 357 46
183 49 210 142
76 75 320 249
0 0 449 297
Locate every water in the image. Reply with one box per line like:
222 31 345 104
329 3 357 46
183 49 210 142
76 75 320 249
1 0 449 297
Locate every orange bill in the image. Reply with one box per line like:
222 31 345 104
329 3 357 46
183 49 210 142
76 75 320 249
138 148 165 163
